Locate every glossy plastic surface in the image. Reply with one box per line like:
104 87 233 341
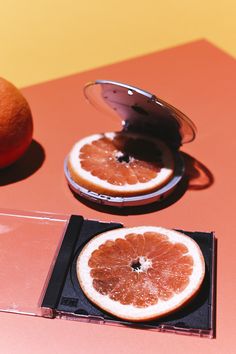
40 214 215 338
0 210 68 316
84 80 197 148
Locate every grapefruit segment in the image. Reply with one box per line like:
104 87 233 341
68 132 174 196
77 226 205 321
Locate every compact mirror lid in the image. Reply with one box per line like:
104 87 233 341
84 80 196 148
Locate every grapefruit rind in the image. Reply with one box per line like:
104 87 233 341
67 132 174 197
0 77 33 168
76 226 205 322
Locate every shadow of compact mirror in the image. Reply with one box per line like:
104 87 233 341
0 140 45 186
181 152 214 190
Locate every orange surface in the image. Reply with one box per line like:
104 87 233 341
0 39 236 353
0 78 33 168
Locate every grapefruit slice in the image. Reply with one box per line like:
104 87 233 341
67 132 174 197
77 226 205 322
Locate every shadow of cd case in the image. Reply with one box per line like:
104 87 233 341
0 210 216 338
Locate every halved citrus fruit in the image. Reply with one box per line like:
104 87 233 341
67 132 174 196
77 226 205 322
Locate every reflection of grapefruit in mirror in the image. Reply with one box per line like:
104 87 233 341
68 132 174 197
0 78 33 169
77 226 205 321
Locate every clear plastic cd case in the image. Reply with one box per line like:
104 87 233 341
0 209 216 338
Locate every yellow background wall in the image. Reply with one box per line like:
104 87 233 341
1 0 236 87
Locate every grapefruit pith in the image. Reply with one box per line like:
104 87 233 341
77 226 205 322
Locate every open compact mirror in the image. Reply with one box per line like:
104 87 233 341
64 80 196 207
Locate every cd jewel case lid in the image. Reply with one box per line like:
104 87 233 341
0 210 68 316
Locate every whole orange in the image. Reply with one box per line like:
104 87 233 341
0 78 33 168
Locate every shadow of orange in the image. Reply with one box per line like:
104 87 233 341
0 140 45 186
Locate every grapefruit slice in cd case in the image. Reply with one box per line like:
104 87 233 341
76 226 205 322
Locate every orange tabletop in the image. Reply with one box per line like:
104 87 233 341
0 39 235 353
